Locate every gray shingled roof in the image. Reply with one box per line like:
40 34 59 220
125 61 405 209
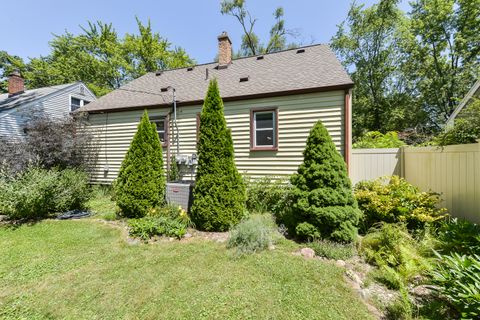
0 83 74 112
80 44 353 113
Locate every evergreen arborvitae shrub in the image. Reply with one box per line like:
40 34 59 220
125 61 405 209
114 110 166 218
290 121 361 242
191 79 246 231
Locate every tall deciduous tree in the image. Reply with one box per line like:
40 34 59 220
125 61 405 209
331 0 424 138
0 18 194 96
220 0 298 57
191 80 246 231
405 0 480 129
114 110 166 218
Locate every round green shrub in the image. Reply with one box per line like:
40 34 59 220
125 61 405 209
114 110 166 218
190 80 246 231
289 121 361 242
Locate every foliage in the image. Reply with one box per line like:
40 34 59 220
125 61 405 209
191 80 246 231
0 167 90 220
385 290 414 320
128 216 187 240
354 176 447 233
114 110 165 218
245 176 292 215
167 155 179 182
0 18 193 96
332 0 480 136
227 214 281 255
435 99 480 146
432 252 480 319
220 0 298 57
435 218 480 256
331 0 423 138
0 114 97 174
147 204 192 228
359 223 435 288
353 131 406 148
309 239 356 260
0 220 373 319
289 121 361 242
87 185 118 220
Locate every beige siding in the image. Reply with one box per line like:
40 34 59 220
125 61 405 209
88 90 345 184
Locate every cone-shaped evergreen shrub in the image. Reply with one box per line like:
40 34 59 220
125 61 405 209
114 110 165 218
191 80 246 231
290 121 361 242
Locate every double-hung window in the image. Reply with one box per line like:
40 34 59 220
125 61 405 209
250 108 278 151
151 116 168 146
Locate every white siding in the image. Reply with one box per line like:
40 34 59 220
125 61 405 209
0 83 96 138
88 90 346 184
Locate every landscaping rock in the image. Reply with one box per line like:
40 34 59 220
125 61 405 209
184 233 192 239
300 247 315 259
410 285 437 298
335 259 346 268
0 215 7 221
268 244 276 251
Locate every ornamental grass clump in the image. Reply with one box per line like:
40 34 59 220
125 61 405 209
114 110 166 218
227 214 281 255
191 80 246 231
289 121 361 242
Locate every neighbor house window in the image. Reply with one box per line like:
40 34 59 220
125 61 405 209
151 116 168 146
250 108 278 151
70 97 90 112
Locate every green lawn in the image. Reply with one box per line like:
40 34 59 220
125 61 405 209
0 220 373 320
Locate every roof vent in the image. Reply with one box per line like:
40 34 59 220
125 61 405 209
160 87 169 92
296 49 305 54
256 56 264 60
239 76 249 82
187 67 194 71
155 71 163 76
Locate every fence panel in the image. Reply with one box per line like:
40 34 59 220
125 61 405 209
403 144 480 223
350 148 402 185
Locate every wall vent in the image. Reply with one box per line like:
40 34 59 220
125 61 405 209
187 67 194 71
296 49 305 54
160 87 169 92
239 76 249 82
155 71 163 76
256 56 264 60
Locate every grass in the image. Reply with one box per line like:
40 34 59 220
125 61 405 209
86 185 118 220
0 220 374 319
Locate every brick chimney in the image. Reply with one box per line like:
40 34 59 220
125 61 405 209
8 70 24 97
218 31 232 66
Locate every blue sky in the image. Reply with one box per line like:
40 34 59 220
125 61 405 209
1 0 410 64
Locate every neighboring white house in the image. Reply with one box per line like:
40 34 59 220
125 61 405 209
446 79 480 128
0 71 96 137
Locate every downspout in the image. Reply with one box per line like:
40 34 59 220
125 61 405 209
166 112 171 178
173 88 179 156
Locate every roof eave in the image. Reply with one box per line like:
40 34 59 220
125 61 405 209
84 83 354 114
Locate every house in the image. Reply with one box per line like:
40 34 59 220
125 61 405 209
446 79 480 128
0 71 96 137
79 32 353 184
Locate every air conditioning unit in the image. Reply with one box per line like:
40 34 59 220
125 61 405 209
166 182 193 212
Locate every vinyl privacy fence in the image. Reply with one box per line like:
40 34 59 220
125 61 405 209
351 143 480 223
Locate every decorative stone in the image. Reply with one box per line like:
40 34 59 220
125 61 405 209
300 247 315 259
268 244 276 251
335 260 346 268
184 233 192 239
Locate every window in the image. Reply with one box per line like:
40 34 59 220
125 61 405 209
250 108 278 151
151 117 168 146
70 97 90 112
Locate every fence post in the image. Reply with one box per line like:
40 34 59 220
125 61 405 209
400 146 405 178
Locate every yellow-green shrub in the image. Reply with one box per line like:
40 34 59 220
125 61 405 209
355 176 447 233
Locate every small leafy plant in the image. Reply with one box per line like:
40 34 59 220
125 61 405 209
128 216 187 240
227 214 281 255
309 239 356 260
432 252 480 319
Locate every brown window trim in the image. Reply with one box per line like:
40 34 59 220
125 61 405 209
250 107 279 151
150 116 169 148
